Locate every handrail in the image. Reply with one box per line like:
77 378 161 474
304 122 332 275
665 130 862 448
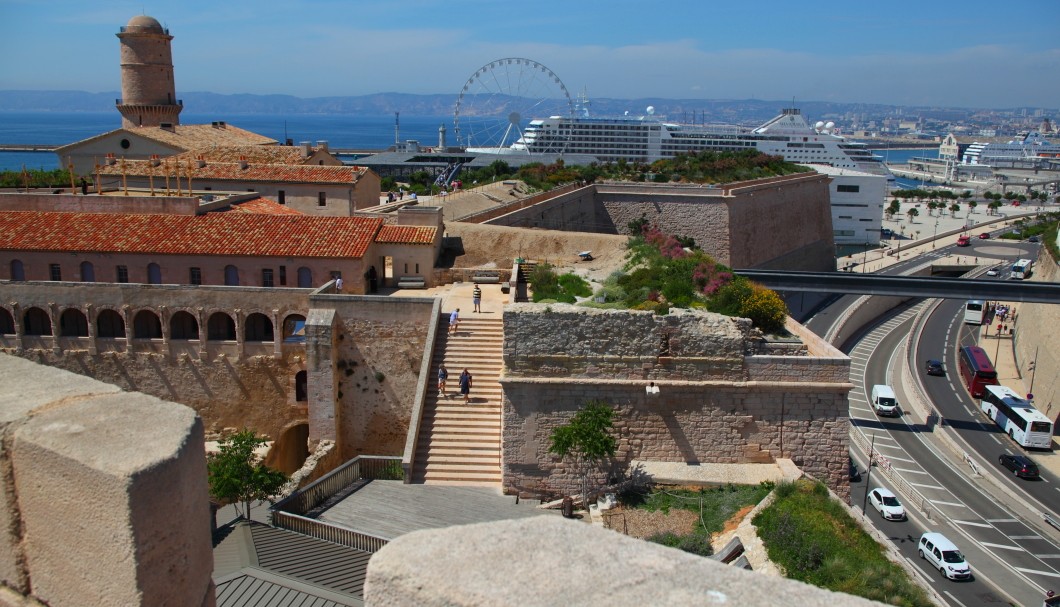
272 510 389 553
849 425 934 522
271 454 402 516
402 297 443 482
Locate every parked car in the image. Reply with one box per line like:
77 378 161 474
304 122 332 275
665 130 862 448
919 532 972 580
1029 235 1040 243
999 453 1040 479
979 233 990 239
849 457 862 482
925 359 945 376
868 487 906 520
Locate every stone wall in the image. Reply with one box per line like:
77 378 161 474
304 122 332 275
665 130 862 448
1014 247 1060 424
500 305 852 500
482 175 835 271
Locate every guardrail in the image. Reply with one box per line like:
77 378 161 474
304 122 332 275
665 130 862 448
271 510 389 553
850 426 934 521
1046 513 1060 532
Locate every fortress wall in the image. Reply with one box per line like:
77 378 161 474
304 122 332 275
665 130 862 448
0 192 199 215
500 305 851 499
0 283 431 458
1014 248 1060 425
484 186 607 232
726 173 835 271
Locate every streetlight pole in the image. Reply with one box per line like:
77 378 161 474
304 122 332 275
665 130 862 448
994 321 1003 364
1028 346 1039 400
932 218 939 249
863 242 869 273
861 433 876 515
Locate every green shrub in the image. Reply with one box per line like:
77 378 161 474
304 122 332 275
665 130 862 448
647 531 714 557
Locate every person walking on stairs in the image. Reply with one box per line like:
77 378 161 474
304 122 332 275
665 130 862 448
448 308 460 336
459 368 473 404
437 365 448 398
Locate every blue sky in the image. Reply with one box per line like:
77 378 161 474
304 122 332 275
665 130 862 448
2 0 1058 109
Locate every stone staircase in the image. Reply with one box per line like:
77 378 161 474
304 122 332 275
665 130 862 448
412 314 503 486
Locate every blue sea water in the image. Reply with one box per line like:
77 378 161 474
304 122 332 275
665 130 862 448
0 111 452 172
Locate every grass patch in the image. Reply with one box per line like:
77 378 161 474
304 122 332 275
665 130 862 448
620 482 774 557
753 480 932 607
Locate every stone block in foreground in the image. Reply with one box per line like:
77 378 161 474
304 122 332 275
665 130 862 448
364 516 886 607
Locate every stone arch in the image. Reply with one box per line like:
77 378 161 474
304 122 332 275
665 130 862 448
0 307 15 335
97 309 126 338
206 312 236 341
169 310 199 340
244 312 274 342
59 308 89 337
282 313 307 343
80 261 96 282
297 267 313 288
23 307 51 336
265 423 310 474
295 370 308 402
224 265 239 286
147 262 162 285
10 259 25 281
133 310 163 339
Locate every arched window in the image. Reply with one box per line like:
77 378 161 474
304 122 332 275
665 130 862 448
59 308 89 337
80 261 95 282
133 310 162 339
147 263 162 285
297 267 313 288
10 260 24 281
295 370 308 402
97 309 126 338
0 308 15 335
23 307 51 336
244 313 274 342
169 311 199 340
282 314 306 343
224 265 239 286
207 312 236 341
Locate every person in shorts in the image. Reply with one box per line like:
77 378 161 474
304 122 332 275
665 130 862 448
459 368 473 404
473 285 482 313
437 365 448 397
448 308 460 336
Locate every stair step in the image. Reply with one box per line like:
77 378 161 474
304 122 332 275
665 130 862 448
420 469 502 481
420 438 499 450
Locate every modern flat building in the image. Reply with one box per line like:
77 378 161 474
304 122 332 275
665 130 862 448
813 165 886 247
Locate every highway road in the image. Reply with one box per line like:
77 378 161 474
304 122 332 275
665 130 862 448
808 233 1057 606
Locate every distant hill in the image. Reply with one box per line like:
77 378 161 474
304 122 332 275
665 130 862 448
0 89 899 124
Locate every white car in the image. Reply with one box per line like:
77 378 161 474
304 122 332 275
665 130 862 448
919 532 972 580
986 267 1000 277
868 487 906 521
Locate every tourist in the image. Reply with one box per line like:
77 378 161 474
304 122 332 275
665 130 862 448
448 308 460 336
366 265 378 293
473 285 482 313
437 365 448 398
335 276 343 292
459 368 473 404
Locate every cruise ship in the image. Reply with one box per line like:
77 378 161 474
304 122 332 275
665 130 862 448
961 131 1060 166
506 103 890 177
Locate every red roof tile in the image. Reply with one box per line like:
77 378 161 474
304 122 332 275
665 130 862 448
375 225 437 245
0 212 382 259
229 198 304 216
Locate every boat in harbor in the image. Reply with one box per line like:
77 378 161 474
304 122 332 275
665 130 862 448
506 97 891 178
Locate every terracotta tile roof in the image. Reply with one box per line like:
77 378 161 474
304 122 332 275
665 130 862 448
375 225 436 245
56 124 277 154
228 198 304 216
96 159 369 185
0 212 381 259
172 145 333 166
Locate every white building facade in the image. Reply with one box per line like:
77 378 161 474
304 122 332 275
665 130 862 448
815 165 886 247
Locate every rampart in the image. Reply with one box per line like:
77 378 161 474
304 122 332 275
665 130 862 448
500 305 852 499
482 174 835 271
1014 244 1060 424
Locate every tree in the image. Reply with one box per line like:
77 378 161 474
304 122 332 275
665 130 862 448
548 400 617 510
949 203 961 217
968 200 977 214
887 199 901 218
207 429 287 519
961 190 972 201
906 207 919 223
988 200 1002 215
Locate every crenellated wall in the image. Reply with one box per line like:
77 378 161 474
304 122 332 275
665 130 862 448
500 304 851 499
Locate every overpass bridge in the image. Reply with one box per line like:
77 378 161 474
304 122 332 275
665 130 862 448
737 270 1060 304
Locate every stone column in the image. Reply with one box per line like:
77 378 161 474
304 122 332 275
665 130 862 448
48 302 60 355
233 308 244 362
272 308 282 360
85 304 98 355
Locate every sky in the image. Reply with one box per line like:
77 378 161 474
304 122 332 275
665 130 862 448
1 0 1058 109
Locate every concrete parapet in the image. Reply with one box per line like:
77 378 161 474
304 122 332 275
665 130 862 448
364 515 887 607
0 353 214 606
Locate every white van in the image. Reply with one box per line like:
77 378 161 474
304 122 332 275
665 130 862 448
871 384 899 417
918 532 972 580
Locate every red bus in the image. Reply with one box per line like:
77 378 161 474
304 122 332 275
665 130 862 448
958 346 998 397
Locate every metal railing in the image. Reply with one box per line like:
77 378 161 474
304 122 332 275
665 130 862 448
271 510 389 553
850 426 934 521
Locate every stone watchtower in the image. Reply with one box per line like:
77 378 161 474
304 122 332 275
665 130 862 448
115 15 182 128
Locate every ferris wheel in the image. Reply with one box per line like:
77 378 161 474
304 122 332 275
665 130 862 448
454 58 573 155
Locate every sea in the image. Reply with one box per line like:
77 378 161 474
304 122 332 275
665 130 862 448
0 111 453 172
0 110 942 180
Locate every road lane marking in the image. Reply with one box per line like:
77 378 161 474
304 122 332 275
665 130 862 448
1038 554 1060 558
944 591 969 607
909 482 945 490
979 541 1023 552
953 520 992 528
893 467 929 475
986 518 1018 523
1014 567 1060 579
990 435 1002 444
931 500 968 507
877 453 916 463
1008 535 1041 539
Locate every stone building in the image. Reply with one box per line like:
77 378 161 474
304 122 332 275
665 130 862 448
115 15 183 129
